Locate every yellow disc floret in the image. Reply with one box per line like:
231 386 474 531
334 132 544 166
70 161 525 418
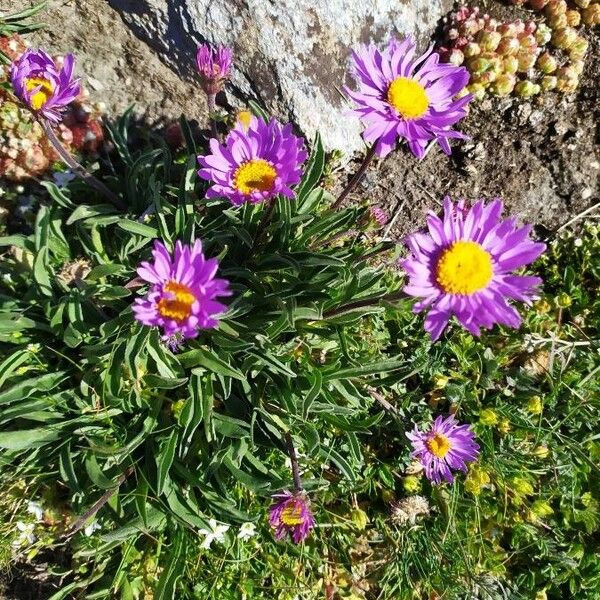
233 159 277 195
236 110 253 130
427 433 452 458
436 241 493 295
25 77 54 110
281 500 305 526
157 281 196 322
387 77 429 119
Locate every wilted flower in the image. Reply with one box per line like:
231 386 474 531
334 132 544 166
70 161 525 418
10 49 80 122
133 240 231 341
391 495 431 525
269 490 315 543
198 518 230 549
402 197 546 340
407 415 480 484
345 36 472 159
196 43 233 95
197 116 307 206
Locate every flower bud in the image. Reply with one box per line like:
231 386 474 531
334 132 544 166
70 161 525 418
537 51 558 73
566 9 581 26
534 298 552 313
556 67 579 93
479 408 499 426
477 30 502 52
515 80 541 97
497 37 520 56
498 419 511 434
512 477 534 496
402 475 421 494
503 56 519 74
447 48 465 66
582 4 600 25
491 73 517 96
535 24 552 45
527 396 544 414
569 37 589 60
531 499 553 517
463 42 481 58
465 466 491 495
556 291 573 307
517 49 538 72
547 13 568 29
350 507 369 530
532 445 550 459
540 75 558 91
433 374 449 389
545 0 568 17
552 27 578 50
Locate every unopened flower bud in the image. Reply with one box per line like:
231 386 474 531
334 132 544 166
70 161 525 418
552 27 578 50
566 9 581 26
433 374 449 389
556 66 579 93
532 445 550 459
540 75 558 91
545 0 568 17
569 38 589 60
497 37 520 55
556 291 573 307
463 42 481 58
531 499 553 517
491 73 517 96
503 56 519 74
582 4 600 25
537 52 558 73
515 80 541 97
517 49 538 72
498 419 511 434
477 30 502 52
350 507 369 530
402 475 421 493
547 13 568 29
480 408 499 426
535 24 552 45
512 477 534 496
447 48 465 66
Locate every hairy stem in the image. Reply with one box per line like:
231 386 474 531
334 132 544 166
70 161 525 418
206 93 219 139
331 144 377 210
41 119 125 210
284 432 302 492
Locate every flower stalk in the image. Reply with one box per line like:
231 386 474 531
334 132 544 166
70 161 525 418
331 144 377 210
285 432 302 492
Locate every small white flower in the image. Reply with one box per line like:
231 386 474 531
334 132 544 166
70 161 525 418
13 521 36 547
26 501 44 522
84 520 102 536
198 518 230 549
237 522 257 541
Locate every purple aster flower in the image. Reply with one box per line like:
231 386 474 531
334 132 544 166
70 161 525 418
402 197 546 341
407 415 480 484
269 490 315 544
196 43 233 95
10 49 81 123
132 239 231 341
345 36 472 159
197 116 307 206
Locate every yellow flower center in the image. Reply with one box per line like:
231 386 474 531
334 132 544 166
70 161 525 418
236 110 253 130
436 241 493 295
25 77 54 110
233 159 277 195
157 281 196 323
427 433 452 459
281 500 305 526
387 77 429 119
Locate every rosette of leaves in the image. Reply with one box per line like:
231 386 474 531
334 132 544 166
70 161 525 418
0 107 419 595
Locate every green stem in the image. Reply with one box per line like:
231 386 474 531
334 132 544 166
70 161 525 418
323 289 405 319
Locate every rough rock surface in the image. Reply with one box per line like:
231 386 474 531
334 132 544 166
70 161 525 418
108 0 453 151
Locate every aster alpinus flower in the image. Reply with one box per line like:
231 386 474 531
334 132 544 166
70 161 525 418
407 415 479 484
196 43 233 95
269 490 315 543
197 115 307 206
132 240 231 343
10 49 80 123
345 36 472 158
402 197 546 340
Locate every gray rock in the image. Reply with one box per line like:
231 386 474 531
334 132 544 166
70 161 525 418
108 0 453 151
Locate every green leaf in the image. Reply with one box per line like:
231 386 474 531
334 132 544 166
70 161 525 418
323 359 408 381
179 347 244 380
155 528 185 600
156 430 178 496
296 132 325 204
0 426 62 450
117 219 159 238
